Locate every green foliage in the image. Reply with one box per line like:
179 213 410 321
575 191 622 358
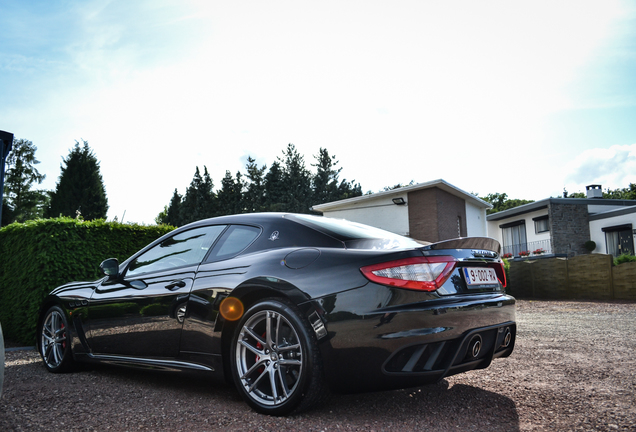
613 254 636 266
2 138 48 224
158 144 363 225
0 218 174 344
480 192 534 215
179 166 216 225
564 184 636 200
584 240 596 252
47 140 109 220
312 148 362 205
279 143 313 213
503 258 510 292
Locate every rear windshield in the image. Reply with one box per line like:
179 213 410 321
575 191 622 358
288 214 422 250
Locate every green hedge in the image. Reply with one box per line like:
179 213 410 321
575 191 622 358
0 218 174 345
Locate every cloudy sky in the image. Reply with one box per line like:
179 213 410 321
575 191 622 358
2 0 636 224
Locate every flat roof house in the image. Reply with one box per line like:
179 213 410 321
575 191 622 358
487 185 636 258
311 179 491 242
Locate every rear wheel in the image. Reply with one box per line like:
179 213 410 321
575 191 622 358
39 306 74 373
230 299 326 415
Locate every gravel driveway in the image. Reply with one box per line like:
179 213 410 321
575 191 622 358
1 300 635 431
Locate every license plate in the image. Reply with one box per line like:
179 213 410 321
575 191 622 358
463 267 498 286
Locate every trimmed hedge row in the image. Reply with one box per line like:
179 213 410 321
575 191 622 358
0 218 174 344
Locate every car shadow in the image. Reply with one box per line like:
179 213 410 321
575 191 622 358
1 353 519 431
85 362 519 430
317 380 520 431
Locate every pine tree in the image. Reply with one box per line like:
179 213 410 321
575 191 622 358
47 140 108 220
263 161 286 212
217 170 244 216
244 156 267 213
279 143 312 213
164 189 183 226
180 167 216 224
2 138 48 223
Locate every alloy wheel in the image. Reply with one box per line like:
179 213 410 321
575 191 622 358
41 309 68 369
235 309 303 407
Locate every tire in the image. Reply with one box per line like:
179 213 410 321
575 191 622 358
38 306 74 373
230 298 326 415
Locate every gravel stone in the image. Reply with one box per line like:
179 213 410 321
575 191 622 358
1 300 635 431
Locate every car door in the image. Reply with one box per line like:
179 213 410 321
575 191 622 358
87 225 227 358
179 224 262 355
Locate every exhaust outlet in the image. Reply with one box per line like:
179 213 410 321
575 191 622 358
467 334 482 359
502 327 512 348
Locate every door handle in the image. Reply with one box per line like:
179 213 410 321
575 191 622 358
165 280 187 291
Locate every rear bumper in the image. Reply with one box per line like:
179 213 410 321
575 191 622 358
314 285 516 393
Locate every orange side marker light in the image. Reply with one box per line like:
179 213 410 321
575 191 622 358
220 297 244 321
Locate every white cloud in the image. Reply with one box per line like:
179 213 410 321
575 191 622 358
564 144 636 192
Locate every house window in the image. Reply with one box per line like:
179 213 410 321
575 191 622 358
533 216 549 234
500 220 527 256
602 224 634 257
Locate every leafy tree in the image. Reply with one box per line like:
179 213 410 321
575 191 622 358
2 138 48 223
480 192 534 215
383 180 415 191
603 183 636 200
47 140 108 220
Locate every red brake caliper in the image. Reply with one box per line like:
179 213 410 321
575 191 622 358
61 323 66 349
255 332 266 373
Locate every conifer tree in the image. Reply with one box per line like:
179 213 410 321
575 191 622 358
244 156 267 213
2 138 48 223
263 161 286 212
217 170 244 216
165 189 183 226
279 143 312 213
180 166 216 224
47 140 108 220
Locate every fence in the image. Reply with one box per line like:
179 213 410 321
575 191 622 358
507 254 636 301
502 239 552 258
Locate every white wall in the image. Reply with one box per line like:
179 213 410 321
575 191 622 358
322 193 410 236
487 209 550 246
589 213 636 254
465 202 488 237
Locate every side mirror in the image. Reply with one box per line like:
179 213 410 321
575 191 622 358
100 258 120 279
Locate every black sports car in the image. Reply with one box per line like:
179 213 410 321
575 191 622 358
38 213 515 415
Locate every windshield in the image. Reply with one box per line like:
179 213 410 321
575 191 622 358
288 214 423 250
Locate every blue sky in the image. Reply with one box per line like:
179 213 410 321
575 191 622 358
2 0 636 224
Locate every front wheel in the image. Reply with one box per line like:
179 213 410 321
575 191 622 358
39 306 74 373
230 299 326 415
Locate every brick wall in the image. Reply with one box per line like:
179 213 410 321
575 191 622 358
549 203 591 257
407 188 466 242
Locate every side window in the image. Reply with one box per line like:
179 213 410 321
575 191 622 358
206 225 261 262
127 225 227 277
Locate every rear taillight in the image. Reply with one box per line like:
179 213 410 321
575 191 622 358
360 256 457 292
495 261 507 288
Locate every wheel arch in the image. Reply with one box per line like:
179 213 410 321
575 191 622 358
219 278 312 383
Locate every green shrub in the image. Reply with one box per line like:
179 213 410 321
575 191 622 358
613 254 636 266
503 258 511 292
0 218 174 344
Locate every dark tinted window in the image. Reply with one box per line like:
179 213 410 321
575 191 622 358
127 225 226 276
288 214 420 250
206 225 262 262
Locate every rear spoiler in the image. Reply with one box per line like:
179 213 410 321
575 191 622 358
420 237 501 255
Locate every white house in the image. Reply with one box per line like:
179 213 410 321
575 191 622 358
311 179 491 242
486 185 636 258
